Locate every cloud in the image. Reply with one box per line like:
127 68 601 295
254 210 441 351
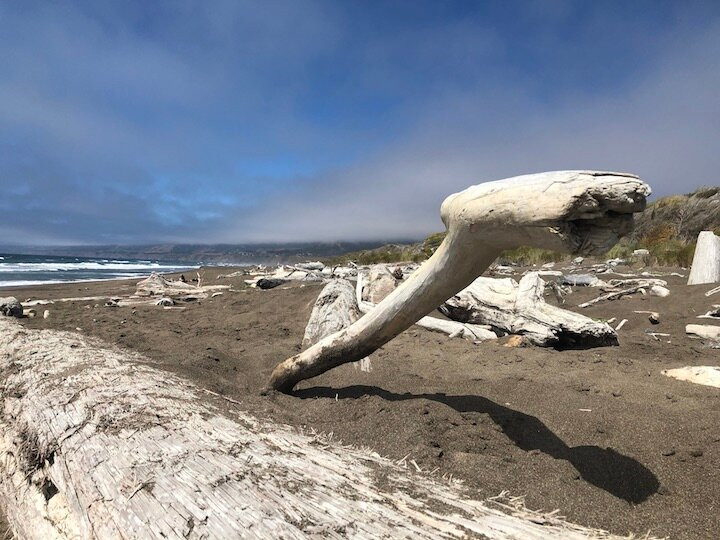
0 2 718 245
221 18 720 242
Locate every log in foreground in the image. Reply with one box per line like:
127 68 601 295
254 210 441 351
439 273 617 347
270 171 650 392
0 319 626 539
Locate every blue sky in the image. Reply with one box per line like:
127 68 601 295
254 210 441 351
1 0 719 245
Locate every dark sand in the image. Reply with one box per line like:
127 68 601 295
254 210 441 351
4 266 720 539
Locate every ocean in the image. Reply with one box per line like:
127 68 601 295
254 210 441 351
0 253 199 288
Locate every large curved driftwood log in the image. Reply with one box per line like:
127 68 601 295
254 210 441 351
270 171 650 392
0 318 625 539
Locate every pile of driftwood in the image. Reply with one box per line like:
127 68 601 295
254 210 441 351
17 273 231 316
302 266 618 362
243 261 420 290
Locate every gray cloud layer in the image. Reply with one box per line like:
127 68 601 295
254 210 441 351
1 2 718 245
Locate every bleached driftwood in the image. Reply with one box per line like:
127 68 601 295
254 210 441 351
356 274 497 342
685 324 720 340
302 280 362 348
0 318 627 539
705 285 720 297
577 286 646 308
606 278 667 289
135 272 229 300
245 265 326 288
136 272 200 296
648 285 670 297
687 231 720 285
362 265 401 303
302 280 371 371
439 273 618 347
697 306 720 319
662 366 720 388
270 171 650 391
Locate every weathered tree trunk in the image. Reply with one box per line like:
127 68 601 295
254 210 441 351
270 171 650 392
0 319 620 539
302 280 371 371
687 231 720 285
440 273 618 347
302 280 362 348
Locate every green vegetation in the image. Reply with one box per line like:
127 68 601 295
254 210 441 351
496 246 565 266
327 232 698 268
420 232 446 258
328 186 720 268
324 244 426 266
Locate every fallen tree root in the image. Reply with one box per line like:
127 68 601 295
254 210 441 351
0 318 635 539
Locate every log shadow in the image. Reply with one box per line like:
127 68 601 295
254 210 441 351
296 385 658 503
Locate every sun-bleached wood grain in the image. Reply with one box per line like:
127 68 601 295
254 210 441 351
0 318 633 539
302 280 363 348
439 273 617 347
687 231 720 285
270 171 650 392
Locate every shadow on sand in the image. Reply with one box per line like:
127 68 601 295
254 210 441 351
296 385 659 503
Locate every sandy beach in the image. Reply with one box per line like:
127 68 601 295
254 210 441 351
0 264 717 539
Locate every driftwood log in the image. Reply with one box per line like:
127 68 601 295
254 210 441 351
356 273 497 342
270 171 650 392
439 273 617 347
685 324 720 340
662 366 720 388
302 279 495 374
302 280 362 348
687 231 720 285
0 318 624 539
302 279 371 371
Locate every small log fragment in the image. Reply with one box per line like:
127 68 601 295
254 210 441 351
440 273 618 347
706 285 720 297
685 324 720 340
687 231 720 285
662 366 720 388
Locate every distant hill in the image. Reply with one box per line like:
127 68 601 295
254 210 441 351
328 187 720 268
1 241 406 265
632 187 720 243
